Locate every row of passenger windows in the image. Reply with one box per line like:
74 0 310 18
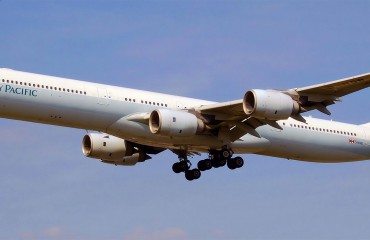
283 122 357 136
4 78 171 108
2 79 87 95
123 97 168 107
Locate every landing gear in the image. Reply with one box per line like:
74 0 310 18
185 169 201 181
227 156 244 170
172 153 201 181
172 148 244 181
209 149 229 168
172 161 189 173
197 159 212 171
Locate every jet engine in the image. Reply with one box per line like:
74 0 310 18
82 133 151 166
243 89 299 120
82 133 134 161
149 109 205 137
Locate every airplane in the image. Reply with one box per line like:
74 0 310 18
0 68 369 181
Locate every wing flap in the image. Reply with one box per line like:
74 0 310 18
197 99 244 120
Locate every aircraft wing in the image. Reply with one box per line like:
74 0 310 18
195 72 370 139
290 72 370 115
127 73 370 141
197 100 244 121
295 72 370 97
199 72 370 118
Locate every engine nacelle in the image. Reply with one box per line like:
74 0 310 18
243 89 299 120
149 109 204 137
82 133 134 162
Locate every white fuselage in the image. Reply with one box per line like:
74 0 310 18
0 68 369 163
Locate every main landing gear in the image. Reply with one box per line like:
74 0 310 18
172 159 202 181
172 149 244 181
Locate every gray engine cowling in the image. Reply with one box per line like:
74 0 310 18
82 133 135 163
149 109 204 137
243 89 299 120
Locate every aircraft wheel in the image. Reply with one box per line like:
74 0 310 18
185 169 201 181
212 158 226 168
227 158 236 170
234 156 244 168
172 162 182 173
204 159 212 170
179 161 189 172
212 159 220 168
218 158 227 167
198 159 212 171
221 149 231 159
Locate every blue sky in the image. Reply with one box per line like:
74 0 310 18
1 1 370 240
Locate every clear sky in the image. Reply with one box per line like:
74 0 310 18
1 1 370 240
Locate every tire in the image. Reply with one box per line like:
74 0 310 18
192 169 201 180
197 160 205 171
198 159 212 171
221 149 231 159
227 158 236 170
185 170 194 181
212 159 220 168
179 161 189 172
172 162 182 173
204 159 212 170
218 158 226 167
234 157 244 168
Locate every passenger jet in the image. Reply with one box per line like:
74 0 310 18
0 68 369 181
